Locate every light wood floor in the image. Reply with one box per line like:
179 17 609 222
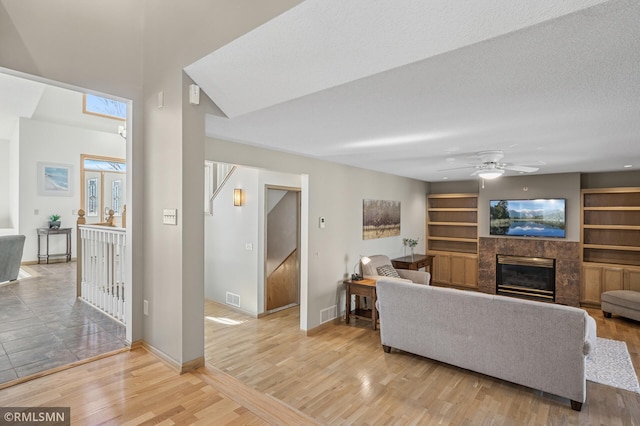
1 301 639 425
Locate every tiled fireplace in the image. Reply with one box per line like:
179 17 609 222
478 237 581 307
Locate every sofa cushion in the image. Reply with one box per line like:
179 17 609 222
377 264 401 278
601 290 640 310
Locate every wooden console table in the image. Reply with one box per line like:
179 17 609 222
391 254 434 273
37 227 72 264
344 279 377 330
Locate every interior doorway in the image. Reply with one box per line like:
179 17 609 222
0 68 134 385
265 187 301 313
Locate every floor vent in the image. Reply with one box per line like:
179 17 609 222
226 292 240 308
320 305 337 324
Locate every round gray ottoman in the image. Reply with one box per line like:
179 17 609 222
601 290 640 321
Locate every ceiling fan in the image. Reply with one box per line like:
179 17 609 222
440 150 539 179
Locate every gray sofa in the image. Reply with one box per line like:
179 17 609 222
0 235 26 282
376 279 597 411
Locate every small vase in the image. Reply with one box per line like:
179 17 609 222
49 221 61 229
410 247 414 261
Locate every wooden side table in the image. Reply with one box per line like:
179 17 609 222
391 254 434 274
37 227 72 264
344 279 377 330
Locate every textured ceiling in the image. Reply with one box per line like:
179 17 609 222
186 0 610 118
187 0 640 182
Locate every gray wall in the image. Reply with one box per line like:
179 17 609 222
266 190 298 277
431 171 640 244
581 170 640 189
206 137 430 328
477 173 581 241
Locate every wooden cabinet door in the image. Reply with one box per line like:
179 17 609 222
603 267 624 293
450 255 465 286
625 267 640 292
582 265 603 304
433 254 451 284
464 256 478 287
450 254 478 288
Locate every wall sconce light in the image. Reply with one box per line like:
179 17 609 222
233 188 244 206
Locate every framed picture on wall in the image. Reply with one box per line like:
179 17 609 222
363 199 401 240
38 162 73 197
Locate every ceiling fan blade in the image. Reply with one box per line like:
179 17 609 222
502 165 539 173
437 165 476 172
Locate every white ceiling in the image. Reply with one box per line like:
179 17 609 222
0 72 123 138
0 73 45 139
188 0 640 182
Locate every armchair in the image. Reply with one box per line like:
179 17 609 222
361 254 430 285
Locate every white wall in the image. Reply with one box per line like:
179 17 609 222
0 139 9 228
8 123 20 234
205 166 260 314
205 167 304 317
18 118 124 261
206 137 429 330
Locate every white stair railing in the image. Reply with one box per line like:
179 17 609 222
208 164 237 215
78 224 127 324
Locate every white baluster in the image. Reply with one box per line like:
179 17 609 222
77 225 127 325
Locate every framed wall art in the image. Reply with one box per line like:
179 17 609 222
38 162 73 197
362 199 401 240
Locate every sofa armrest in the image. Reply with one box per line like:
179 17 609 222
583 314 597 356
364 274 412 284
397 269 430 285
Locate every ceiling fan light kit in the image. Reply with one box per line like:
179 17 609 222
478 169 505 180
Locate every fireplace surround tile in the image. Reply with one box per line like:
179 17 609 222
478 237 581 306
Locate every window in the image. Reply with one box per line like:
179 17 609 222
83 94 127 120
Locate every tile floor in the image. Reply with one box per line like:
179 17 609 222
0 262 127 384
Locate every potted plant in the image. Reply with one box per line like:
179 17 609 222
403 237 419 260
49 214 61 229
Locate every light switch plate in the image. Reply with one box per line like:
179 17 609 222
163 208 177 225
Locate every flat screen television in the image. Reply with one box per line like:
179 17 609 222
490 198 566 238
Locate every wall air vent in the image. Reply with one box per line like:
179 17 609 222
225 292 240 308
320 305 337 324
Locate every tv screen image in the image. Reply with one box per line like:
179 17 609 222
490 199 566 238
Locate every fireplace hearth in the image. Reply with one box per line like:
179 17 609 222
496 255 555 302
